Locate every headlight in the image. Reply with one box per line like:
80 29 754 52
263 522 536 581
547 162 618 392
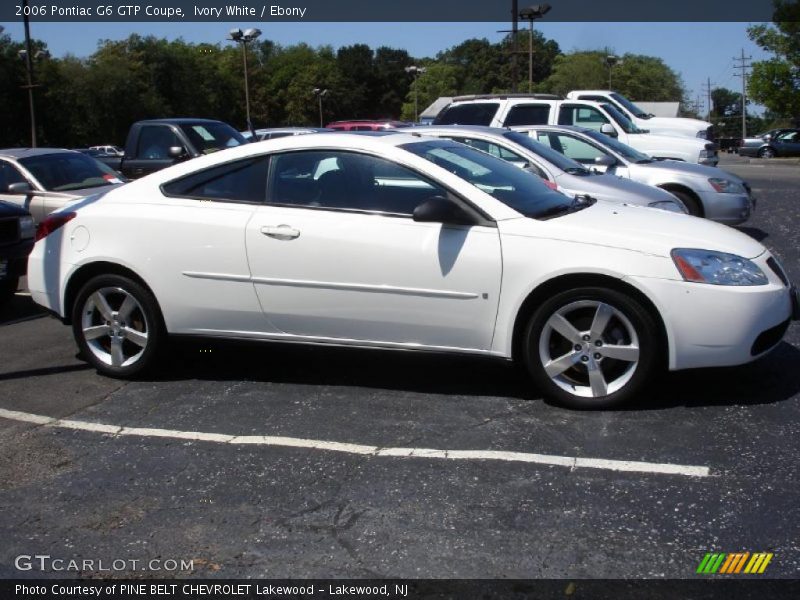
19 215 35 240
708 178 746 194
696 130 707 139
671 248 767 286
648 200 688 214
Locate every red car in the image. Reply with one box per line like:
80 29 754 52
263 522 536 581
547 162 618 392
325 120 413 131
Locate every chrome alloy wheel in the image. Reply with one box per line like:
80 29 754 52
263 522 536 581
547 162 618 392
80 287 150 368
538 300 640 398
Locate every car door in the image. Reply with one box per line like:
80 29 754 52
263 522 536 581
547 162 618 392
773 130 800 156
245 149 502 350
0 159 48 222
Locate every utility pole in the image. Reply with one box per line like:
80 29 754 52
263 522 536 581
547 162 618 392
701 77 714 121
22 0 38 147
511 0 519 93
733 49 752 140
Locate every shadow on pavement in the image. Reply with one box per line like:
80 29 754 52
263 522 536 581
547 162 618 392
0 293 46 327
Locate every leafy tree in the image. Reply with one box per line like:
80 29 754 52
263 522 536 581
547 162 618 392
747 0 800 123
400 63 459 121
539 50 684 102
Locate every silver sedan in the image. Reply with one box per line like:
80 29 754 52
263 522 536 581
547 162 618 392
398 125 686 213
513 125 754 225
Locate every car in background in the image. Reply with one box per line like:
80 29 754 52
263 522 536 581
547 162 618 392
27 132 798 409
241 127 333 142
0 200 35 304
513 125 755 225
0 148 127 222
433 95 719 166
74 148 127 171
326 120 413 131
397 125 685 213
89 145 124 156
565 90 714 139
739 128 800 158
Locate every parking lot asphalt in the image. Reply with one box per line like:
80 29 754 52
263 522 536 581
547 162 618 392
0 154 798 580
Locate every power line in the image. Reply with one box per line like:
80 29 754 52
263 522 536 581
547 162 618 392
733 49 752 139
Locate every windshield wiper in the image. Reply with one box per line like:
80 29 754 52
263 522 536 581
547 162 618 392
564 167 591 176
635 158 654 164
536 194 596 219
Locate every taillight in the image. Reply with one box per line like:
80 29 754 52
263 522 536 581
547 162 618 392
543 179 558 191
36 212 76 242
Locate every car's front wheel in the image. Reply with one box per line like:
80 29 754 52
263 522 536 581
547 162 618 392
758 146 776 159
72 274 164 378
522 287 660 409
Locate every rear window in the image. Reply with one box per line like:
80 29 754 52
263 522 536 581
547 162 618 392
503 104 551 127
433 103 500 126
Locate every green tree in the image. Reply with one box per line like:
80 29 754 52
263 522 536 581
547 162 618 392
400 63 459 121
747 0 800 123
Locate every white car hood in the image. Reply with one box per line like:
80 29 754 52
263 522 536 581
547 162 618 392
640 117 710 137
501 200 765 259
632 159 746 184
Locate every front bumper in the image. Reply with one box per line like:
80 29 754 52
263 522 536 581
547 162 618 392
698 190 754 225
626 273 794 371
0 238 35 281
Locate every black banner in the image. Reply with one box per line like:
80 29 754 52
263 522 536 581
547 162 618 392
3 579 800 600
0 0 793 23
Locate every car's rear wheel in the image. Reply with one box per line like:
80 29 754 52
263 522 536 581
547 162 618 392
0 277 19 305
758 146 776 159
522 287 660 409
72 274 164 378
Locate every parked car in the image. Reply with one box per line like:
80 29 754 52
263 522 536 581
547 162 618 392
73 148 127 171
0 148 126 222
241 127 333 141
738 128 800 158
101 118 248 180
514 125 755 224
89 145 124 156
432 95 719 166
0 200 35 303
28 133 798 408
565 90 714 139
326 120 412 131
397 125 686 213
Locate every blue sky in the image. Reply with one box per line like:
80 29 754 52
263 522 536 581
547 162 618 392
1 21 771 113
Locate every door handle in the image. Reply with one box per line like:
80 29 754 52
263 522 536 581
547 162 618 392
261 225 300 240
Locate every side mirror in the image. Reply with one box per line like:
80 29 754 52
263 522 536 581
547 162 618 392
600 123 618 138
7 182 32 195
594 155 616 167
413 196 476 226
168 146 187 159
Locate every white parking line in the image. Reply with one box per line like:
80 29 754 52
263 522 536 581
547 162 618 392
0 407 710 478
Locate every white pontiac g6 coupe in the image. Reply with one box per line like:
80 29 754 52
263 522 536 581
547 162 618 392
27 133 798 408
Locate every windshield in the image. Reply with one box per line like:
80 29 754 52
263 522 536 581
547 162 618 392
401 140 581 220
19 152 125 192
502 131 589 174
610 93 651 119
601 103 647 134
178 122 247 154
578 128 653 163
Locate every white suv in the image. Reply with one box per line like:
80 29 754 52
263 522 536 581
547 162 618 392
432 95 718 166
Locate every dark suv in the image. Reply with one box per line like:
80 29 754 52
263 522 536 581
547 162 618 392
0 200 35 303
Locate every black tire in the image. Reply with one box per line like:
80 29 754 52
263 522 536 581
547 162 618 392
758 146 776 159
0 277 19 305
521 286 660 409
668 189 702 217
71 274 165 378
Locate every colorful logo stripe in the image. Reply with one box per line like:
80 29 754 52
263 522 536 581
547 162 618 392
697 552 773 574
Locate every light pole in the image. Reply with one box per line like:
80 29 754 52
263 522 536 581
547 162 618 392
21 0 40 147
227 27 261 137
604 54 621 90
404 65 427 122
518 4 551 93
313 88 328 127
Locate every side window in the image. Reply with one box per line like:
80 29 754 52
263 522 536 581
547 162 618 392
161 157 269 203
452 137 533 171
433 103 500 126
268 150 447 215
0 160 28 193
776 131 798 142
503 104 550 127
136 126 182 159
551 134 606 164
558 105 609 131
